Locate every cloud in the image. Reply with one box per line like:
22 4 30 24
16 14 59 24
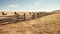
8 5 19 8
27 5 36 8
7 5 20 11
34 2 40 5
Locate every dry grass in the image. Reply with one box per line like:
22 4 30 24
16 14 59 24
0 14 60 34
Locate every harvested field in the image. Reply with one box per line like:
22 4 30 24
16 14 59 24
0 14 60 34
0 12 53 24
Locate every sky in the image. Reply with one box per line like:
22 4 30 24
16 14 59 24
0 0 60 12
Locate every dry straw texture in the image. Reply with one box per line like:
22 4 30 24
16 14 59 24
0 14 60 34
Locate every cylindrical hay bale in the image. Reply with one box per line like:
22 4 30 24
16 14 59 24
2 12 4 15
29 12 31 14
14 12 17 14
2 12 7 15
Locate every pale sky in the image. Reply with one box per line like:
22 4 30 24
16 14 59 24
0 0 60 12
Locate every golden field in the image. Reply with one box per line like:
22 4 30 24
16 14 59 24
0 11 60 34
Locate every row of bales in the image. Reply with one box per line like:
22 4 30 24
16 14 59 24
0 11 53 24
